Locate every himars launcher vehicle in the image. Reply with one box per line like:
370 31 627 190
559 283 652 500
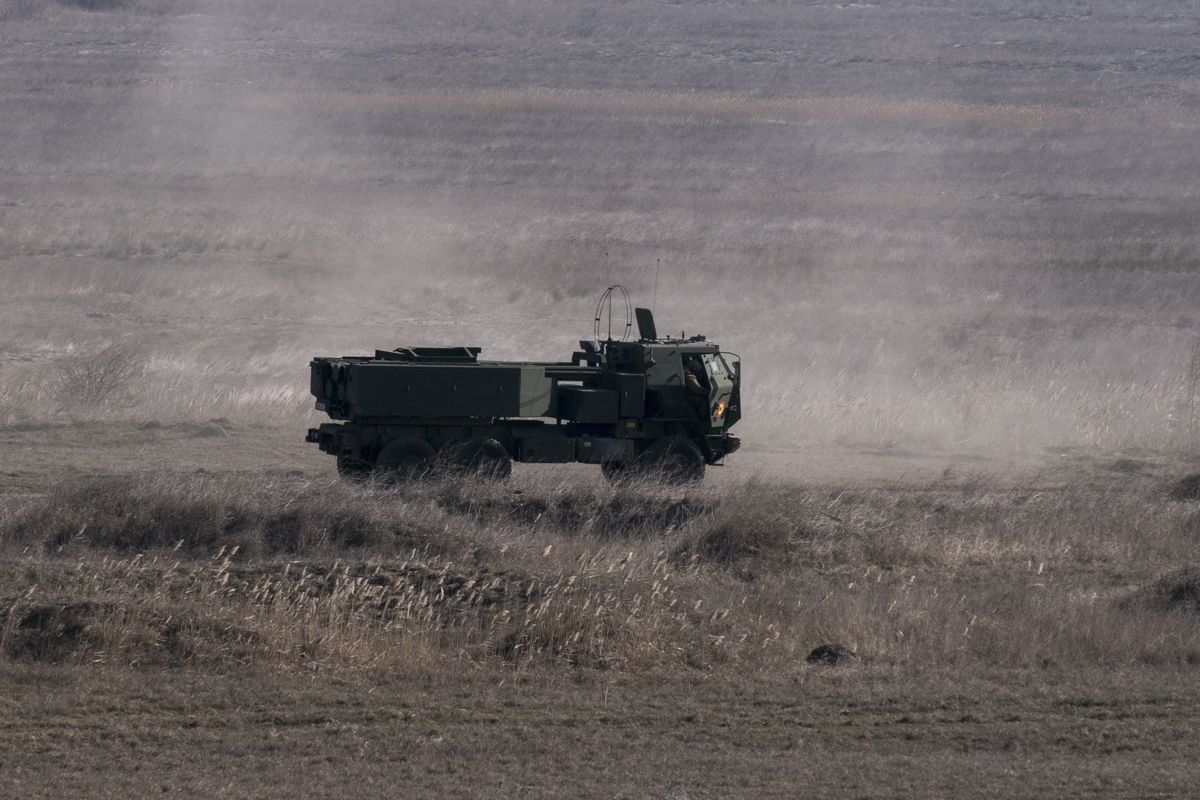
306 299 741 483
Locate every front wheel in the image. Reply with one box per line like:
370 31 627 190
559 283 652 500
604 437 705 485
639 436 706 484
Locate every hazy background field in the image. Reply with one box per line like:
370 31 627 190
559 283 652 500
3 0 1199 460
3 3 1200 797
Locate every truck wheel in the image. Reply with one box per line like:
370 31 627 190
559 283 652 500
601 461 627 483
440 437 512 481
639 436 705 484
375 437 436 483
336 455 372 483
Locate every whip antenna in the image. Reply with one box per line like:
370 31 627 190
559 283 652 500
593 285 633 342
652 258 660 314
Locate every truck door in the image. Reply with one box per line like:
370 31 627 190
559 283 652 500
701 353 735 428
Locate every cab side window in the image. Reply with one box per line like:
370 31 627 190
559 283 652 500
682 355 709 396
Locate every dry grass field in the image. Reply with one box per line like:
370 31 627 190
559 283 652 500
2 0 1200 796
3 469 1200 797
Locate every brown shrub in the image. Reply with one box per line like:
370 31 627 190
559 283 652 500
430 481 710 535
0 475 460 558
670 488 811 566
56 345 144 408
682 517 790 564
3 601 109 662
1121 568 1200 614
1168 474 1200 502
2 598 265 667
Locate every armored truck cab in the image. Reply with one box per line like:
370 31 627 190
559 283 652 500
306 308 741 482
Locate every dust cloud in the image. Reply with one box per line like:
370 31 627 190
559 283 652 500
1 0 1199 458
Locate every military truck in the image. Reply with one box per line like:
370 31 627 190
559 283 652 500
306 306 740 483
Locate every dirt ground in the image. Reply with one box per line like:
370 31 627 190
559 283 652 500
0 418 1182 495
1 665 1197 800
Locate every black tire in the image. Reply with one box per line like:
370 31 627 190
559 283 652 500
336 455 373 483
439 437 512 481
601 460 632 484
638 436 706 484
374 437 436 484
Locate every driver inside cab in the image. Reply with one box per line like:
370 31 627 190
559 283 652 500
684 356 708 396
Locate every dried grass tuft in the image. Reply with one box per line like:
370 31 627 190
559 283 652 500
2 475 1199 675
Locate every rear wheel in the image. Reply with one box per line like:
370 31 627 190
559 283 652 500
439 437 513 481
374 437 436 484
